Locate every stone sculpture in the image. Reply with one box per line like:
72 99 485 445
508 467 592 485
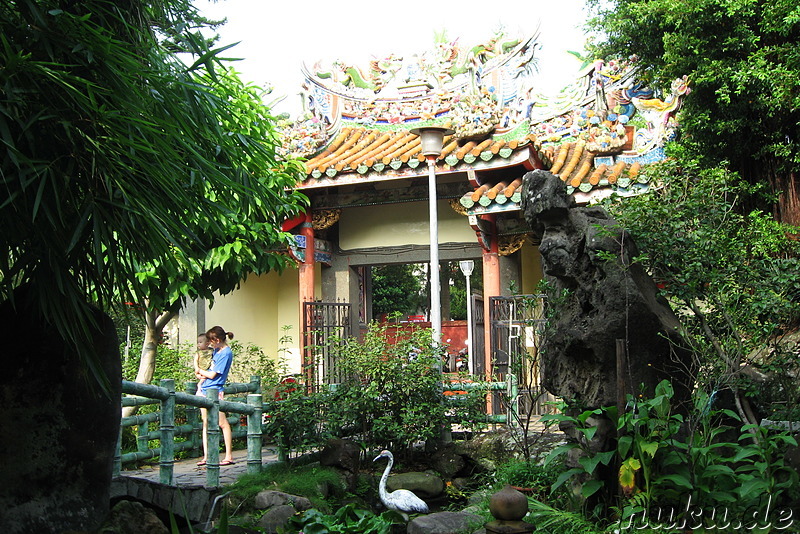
520 169 692 409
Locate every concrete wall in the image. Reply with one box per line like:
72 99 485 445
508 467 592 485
205 265 309 375
339 200 475 250
520 241 543 295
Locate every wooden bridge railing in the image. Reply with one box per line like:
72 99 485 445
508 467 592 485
117 377 264 488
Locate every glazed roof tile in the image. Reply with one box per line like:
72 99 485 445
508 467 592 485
458 139 661 213
300 123 544 186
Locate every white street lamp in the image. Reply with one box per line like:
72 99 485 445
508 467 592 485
458 259 474 372
410 126 453 345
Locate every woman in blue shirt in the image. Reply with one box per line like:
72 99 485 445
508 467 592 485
195 325 235 466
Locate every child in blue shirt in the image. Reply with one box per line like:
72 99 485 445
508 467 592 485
195 326 235 467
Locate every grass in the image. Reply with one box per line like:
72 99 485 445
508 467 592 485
224 461 346 513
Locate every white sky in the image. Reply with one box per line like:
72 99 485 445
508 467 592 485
193 0 590 116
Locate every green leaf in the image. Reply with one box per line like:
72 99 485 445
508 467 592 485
654 473 693 489
579 425 598 441
581 479 604 498
732 448 761 462
543 443 578 467
551 468 585 493
619 457 641 492
639 441 659 458
738 477 768 501
617 435 633 458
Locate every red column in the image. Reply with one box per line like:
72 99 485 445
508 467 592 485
480 215 501 412
299 212 315 304
299 212 315 385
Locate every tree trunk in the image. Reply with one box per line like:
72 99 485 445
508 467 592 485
755 158 800 226
122 305 177 417
740 158 799 227
0 291 121 533
775 171 800 227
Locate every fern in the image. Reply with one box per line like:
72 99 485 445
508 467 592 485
527 499 602 534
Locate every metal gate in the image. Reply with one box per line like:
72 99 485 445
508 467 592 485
471 294 485 377
302 301 351 390
489 294 552 417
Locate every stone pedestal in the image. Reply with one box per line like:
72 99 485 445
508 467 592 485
484 485 535 533
485 520 536 533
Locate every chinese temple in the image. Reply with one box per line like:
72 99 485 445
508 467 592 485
193 30 690 384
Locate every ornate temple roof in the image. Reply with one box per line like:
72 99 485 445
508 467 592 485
279 30 690 214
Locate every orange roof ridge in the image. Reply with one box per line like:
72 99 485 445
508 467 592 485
439 138 459 159
471 139 495 157
607 160 627 184
307 127 354 172
559 140 585 181
374 131 413 162
349 132 393 168
569 154 593 187
382 136 422 165
549 143 570 175
398 138 423 162
628 162 641 179
456 141 477 159
505 177 523 197
589 164 607 185
471 184 490 202
487 181 507 200
489 140 506 154
339 131 380 168
318 129 363 173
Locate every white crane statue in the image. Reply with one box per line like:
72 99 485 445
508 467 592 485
373 449 430 518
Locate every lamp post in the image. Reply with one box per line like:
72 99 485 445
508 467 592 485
458 259 474 371
410 126 453 345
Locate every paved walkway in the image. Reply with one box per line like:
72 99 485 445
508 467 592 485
120 445 282 487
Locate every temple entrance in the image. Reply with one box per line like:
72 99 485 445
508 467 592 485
302 301 351 389
489 294 551 417
368 260 483 372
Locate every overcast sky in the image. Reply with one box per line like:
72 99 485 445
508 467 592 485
193 0 590 115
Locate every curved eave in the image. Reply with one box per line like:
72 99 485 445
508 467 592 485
298 126 545 189
460 143 667 214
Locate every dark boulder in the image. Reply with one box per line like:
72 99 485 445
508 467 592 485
0 289 121 533
521 169 693 408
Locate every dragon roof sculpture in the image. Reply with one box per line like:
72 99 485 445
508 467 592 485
277 30 691 211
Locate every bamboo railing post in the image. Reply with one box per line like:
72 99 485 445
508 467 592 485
507 372 519 427
247 394 263 474
159 379 176 485
185 380 201 457
250 375 262 394
205 388 221 487
136 413 149 455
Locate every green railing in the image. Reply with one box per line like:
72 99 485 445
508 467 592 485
116 377 264 488
116 373 519 488
441 374 519 424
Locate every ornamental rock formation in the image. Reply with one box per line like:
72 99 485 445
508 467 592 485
520 169 693 409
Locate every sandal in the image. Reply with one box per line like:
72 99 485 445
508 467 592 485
219 460 236 466
196 460 206 466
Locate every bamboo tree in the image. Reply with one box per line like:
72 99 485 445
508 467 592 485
0 0 307 387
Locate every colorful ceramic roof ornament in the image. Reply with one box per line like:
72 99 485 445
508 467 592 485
280 31 691 213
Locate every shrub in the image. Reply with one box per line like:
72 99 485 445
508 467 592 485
321 321 451 454
542 380 799 529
